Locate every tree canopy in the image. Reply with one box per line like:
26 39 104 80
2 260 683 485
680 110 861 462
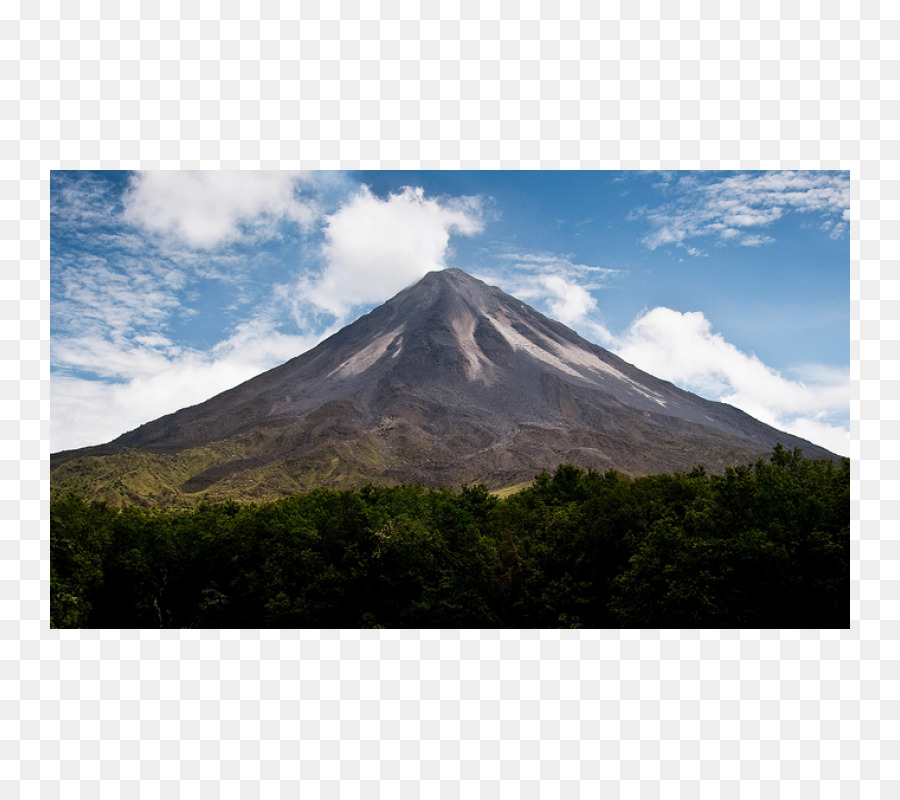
51 447 850 629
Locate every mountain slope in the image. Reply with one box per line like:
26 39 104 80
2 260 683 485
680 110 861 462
51 268 839 505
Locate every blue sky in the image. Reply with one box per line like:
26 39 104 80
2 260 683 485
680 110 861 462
51 170 849 455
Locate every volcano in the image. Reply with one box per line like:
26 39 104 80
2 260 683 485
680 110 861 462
51 268 839 505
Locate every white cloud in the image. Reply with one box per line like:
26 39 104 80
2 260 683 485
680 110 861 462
53 335 179 381
780 418 850 459
538 275 598 325
51 171 121 230
499 252 618 278
611 306 850 455
637 170 850 253
306 186 484 317
52 317 324 452
509 273 599 326
53 255 185 343
123 171 317 249
484 253 620 342
738 234 776 247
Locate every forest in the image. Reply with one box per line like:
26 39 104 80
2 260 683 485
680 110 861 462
50 446 850 629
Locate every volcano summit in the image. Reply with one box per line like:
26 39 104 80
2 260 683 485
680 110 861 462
51 268 839 505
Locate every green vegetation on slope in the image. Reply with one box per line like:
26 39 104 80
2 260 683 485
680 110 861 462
50 446 850 629
51 437 420 507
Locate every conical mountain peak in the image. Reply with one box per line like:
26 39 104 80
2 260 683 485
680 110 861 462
418 266 472 283
385 268 503 317
51 267 840 505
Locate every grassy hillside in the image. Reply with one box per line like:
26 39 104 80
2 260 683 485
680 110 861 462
50 432 779 509
50 439 392 507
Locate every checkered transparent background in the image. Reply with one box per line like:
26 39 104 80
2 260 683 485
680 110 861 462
4 0 895 796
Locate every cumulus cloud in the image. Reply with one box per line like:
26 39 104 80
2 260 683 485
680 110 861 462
508 273 599 326
123 171 317 248
489 252 619 337
611 307 850 455
637 170 850 254
537 275 598 325
306 186 484 317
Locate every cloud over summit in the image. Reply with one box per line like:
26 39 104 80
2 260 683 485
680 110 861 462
307 185 485 317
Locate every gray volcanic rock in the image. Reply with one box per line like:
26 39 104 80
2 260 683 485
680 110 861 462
52 268 840 502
